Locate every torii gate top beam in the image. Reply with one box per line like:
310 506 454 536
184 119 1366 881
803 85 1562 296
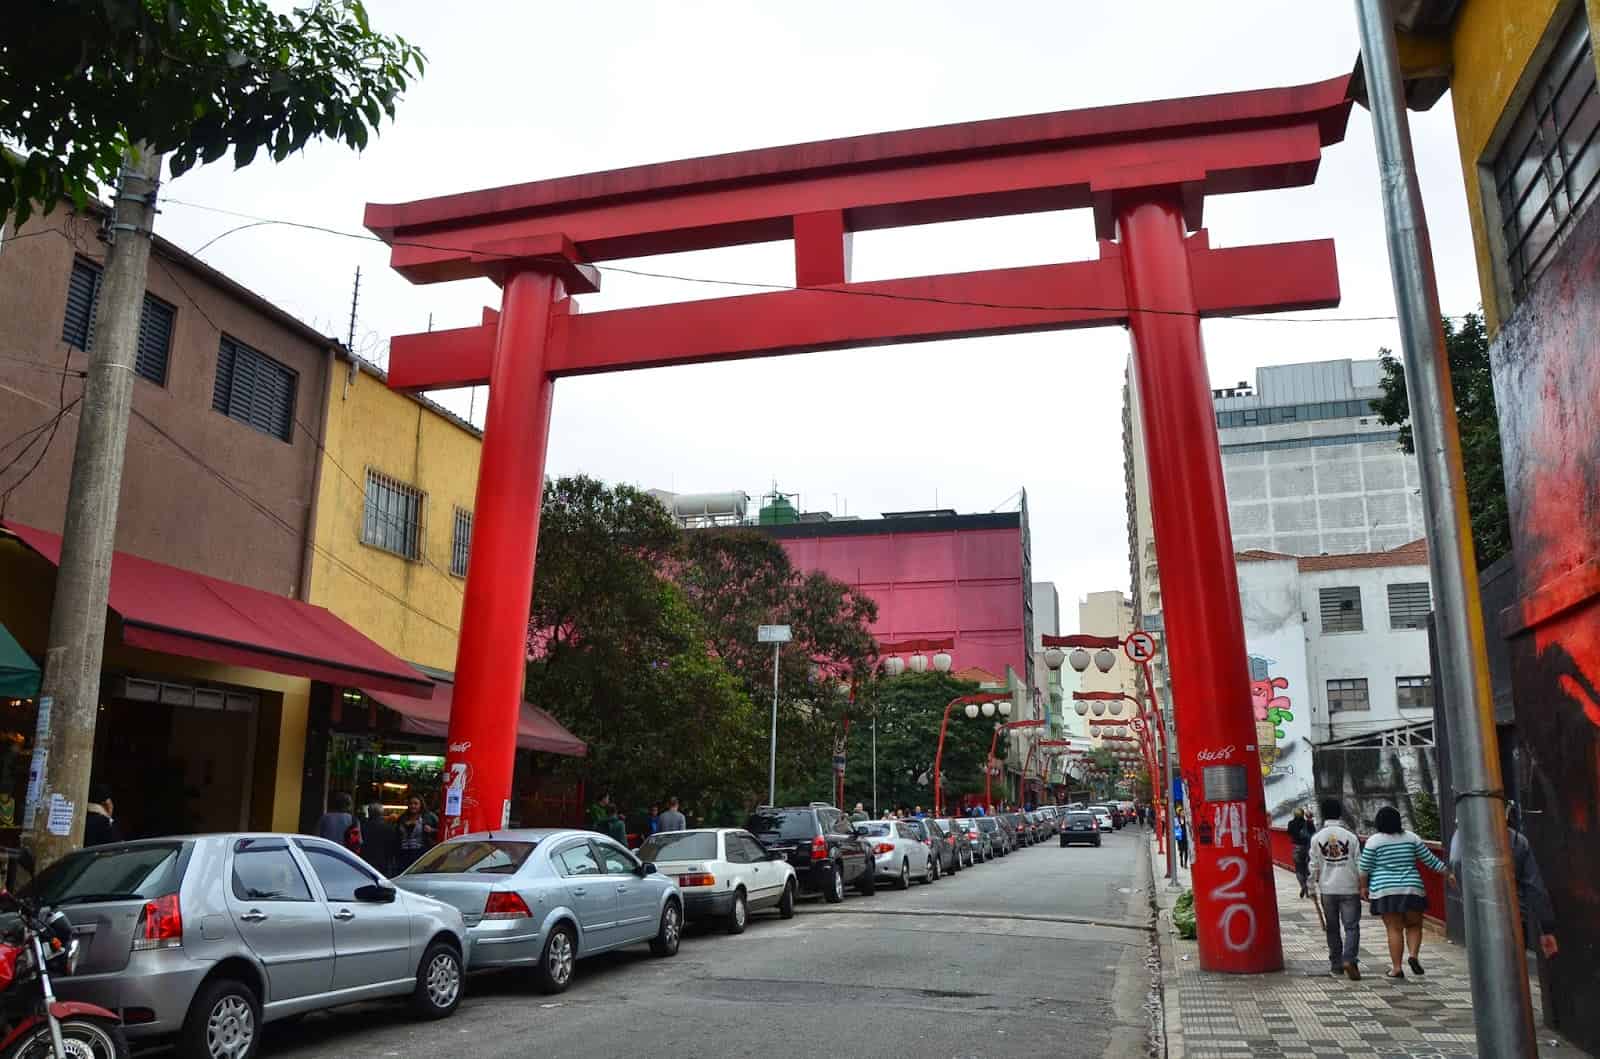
366 76 1353 284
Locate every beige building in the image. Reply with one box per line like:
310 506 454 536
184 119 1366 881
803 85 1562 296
1076 590 1141 764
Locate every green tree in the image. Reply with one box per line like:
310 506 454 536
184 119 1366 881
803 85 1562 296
840 673 991 812
1 0 424 221
1084 747 1120 800
525 478 762 820
1372 312 1512 565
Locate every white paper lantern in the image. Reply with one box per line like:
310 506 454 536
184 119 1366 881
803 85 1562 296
1043 647 1065 671
1092 702 1106 716
998 700 1012 717
964 702 979 719
932 651 952 673
981 701 996 718
1093 648 1117 673
1108 700 1124 716
1074 701 1089 716
884 656 906 677
908 653 929 674
1068 647 1092 672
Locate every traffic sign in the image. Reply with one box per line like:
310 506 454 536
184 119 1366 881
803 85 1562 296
1124 631 1157 663
757 624 793 643
832 753 846 772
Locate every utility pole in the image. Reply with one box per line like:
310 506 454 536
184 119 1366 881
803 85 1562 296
1352 3 1536 1054
27 145 164 867
758 624 791 805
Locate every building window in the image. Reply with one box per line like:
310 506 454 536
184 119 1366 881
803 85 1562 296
1219 430 1400 456
1387 581 1432 629
1327 678 1370 712
1319 586 1364 633
1491 7 1599 302
213 335 295 442
1396 675 1433 711
363 470 424 560
450 507 472 578
61 257 175 386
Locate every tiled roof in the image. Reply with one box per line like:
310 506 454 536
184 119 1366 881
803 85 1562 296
1233 539 1429 571
953 666 1005 686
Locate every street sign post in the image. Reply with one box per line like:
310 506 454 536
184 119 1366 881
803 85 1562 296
758 625 793 804
758 624 792 643
1124 631 1157 664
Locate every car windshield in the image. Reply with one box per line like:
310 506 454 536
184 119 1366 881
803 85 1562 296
856 822 891 837
24 843 183 906
977 818 999 833
404 840 536 875
638 832 717 863
745 810 816 841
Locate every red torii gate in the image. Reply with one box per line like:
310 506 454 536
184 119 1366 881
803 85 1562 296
365 74 1354 975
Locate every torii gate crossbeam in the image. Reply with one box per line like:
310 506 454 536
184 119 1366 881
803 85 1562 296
366 73 1356 976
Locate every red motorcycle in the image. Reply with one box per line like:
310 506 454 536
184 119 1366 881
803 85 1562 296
0 889 125 1059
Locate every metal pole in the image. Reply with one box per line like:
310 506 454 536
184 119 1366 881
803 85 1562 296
768 641 780 806
1352 3 1535 1052
871 711 878 817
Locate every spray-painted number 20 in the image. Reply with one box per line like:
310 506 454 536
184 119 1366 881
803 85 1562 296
1211 855 1257 952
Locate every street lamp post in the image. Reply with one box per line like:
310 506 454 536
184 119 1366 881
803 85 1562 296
758 624 793 806
878 637 955 816
987 719 1045 811
932 692 1011 816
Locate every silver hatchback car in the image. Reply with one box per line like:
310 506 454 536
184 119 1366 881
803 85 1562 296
38 833 467 1059
395 828 683 994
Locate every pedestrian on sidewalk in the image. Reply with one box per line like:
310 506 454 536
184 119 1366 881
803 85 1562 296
1359 805 1446 980
1309 798 1363 980
394 797 435 872
315 792 363 854
1447 802 1559 959
360 802 397 877
1288 806 1313 897
850 802 868 823
658 797 687 832
1174 813 1189 868
83 783 122 847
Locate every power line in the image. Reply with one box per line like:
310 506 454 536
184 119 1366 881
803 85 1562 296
0 341 79 519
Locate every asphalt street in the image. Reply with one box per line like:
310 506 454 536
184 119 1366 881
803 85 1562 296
257 827 1156 1059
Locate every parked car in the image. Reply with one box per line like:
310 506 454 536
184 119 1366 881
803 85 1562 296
977 816 1009 856
953 818 993 862
1086 805 1115 832
997 814 1026 849
935 818 975 869
40 834 466 1058
397 828 681 994
636 828 797 933
855 820 934 889
1026 811 1050 841
1059 811 1103 847
745 804 875 902
907 818 959 877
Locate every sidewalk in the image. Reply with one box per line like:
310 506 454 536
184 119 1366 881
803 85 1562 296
1146 836 1571 1058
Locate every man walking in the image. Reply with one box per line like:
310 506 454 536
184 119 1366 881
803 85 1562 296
1309 797 1363 980
1288 806 1314 897
658 797 687 832
849 802 868 823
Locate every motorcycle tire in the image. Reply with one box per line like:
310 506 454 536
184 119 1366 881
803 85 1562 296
6 1016 129 1059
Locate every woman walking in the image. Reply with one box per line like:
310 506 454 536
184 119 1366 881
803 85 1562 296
1174 814 1190 868
1359 805 1446 979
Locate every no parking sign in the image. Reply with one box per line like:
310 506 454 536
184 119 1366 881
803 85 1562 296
1124 631 1158 664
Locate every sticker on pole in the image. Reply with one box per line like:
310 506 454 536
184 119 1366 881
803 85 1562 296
832 753 846 773
1124 631 1157 664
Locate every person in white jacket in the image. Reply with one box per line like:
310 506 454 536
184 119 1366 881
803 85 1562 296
1308 797 1364 980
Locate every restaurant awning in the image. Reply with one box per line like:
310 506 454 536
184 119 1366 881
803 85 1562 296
362 681 587 757
2 521 433 697
0 621 40 699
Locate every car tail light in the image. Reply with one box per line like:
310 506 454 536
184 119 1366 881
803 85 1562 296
133 894 181 951
810 835 828 862
872 843 894 855
677 873 716 888
483 891 532 920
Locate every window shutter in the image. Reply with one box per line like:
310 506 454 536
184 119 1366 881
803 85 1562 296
1319 587 1363 632
135 295 175 385
62 259 101 350
213 335 296 442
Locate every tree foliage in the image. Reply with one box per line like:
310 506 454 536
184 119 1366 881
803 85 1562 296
840 673 995 812
1372 312 1512 565
1 0 425 222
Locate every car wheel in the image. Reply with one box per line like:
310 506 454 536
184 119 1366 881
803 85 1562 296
411 941 463 1020
778 880 797 919
1093 838 1102 847
726 889 748 935
534 923 577 994
895 859 911 890
1060 837 1068 847
857 862 877 896
926 855 939 884
180 977 259 1059
823 863 845 903
649 900 683 957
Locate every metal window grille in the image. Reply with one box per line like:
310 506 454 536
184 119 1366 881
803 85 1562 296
61 257 174 385
1395 675 1433 711
213 334 295 442
1319 586 1364 633
1327 678 1370 712
362 470 424 560
1214 398 1378 429
1493 8 1599 302
1387 581 1432 629
450 507 472 577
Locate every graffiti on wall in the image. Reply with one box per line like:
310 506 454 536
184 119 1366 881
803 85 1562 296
1249 673 1293 778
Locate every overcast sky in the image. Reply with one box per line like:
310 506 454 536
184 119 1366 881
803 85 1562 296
154 2 1481 628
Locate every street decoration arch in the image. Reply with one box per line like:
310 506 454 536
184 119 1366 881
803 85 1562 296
365 75 1356 975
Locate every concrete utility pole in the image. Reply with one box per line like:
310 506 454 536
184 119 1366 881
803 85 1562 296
27 145 164 868
1352 3 1537 1054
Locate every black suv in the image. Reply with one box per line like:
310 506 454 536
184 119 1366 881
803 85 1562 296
746 804 876 903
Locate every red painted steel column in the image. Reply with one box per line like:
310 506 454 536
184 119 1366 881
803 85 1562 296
1117 195 1283 972
441 270 563 838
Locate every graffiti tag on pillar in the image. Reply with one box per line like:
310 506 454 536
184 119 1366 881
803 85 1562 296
1212 855 1258 952
1212 801 1247 852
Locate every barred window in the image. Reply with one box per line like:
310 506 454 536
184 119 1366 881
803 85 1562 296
1319 586 1363 633
1396 676 1433 711
1327 678 1370 713
363 470 424 560
61 257 175 386
1492 7 1599 302
1387 581 1432 629
450 507 472 578
213 335 295 442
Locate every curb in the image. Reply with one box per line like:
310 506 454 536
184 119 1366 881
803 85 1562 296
1148 837 1183 1058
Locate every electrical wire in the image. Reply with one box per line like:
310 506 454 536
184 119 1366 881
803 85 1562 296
0 342 79 519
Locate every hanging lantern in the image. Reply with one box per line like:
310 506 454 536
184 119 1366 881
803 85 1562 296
981 701 996 718
1068 648 1092 672
883 656 906 677
908 653 929 674
1074 701 1089 716
1092 701 1106 716
1043 646 1065 671
964 702 979 719
932 651 953 673
1108 700 1124 716
998 699 1012 717
1093 648 1117 673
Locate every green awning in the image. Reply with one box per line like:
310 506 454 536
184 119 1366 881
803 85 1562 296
0 623 40 699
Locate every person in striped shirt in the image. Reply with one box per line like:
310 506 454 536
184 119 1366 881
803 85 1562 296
1359 805 1446 979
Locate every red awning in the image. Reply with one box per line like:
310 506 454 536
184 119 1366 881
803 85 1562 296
3 521 433 697
362 682 587 757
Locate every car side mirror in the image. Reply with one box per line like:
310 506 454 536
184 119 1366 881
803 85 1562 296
637 862 657 877
354 883 396 904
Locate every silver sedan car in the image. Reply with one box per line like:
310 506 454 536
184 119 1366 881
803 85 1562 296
395 828 682 994
41 834 466 1059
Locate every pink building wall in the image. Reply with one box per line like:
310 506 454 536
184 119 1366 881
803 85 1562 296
774 522 1028 681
